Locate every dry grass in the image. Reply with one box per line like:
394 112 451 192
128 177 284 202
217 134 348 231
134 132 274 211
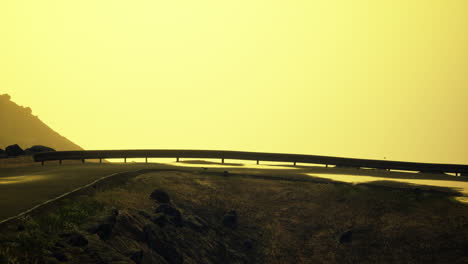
92 170 468 264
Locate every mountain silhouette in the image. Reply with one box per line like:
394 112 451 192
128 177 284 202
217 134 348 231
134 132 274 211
0 94 82 151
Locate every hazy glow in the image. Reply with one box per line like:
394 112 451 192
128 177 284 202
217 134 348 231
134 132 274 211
0 175 46 185
1 1 468 163
308 173 468 199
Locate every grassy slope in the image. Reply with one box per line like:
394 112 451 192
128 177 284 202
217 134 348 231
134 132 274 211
92 170 468 263
1 163 468 263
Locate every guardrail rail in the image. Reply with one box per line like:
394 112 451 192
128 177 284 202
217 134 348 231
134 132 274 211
33 149 468 176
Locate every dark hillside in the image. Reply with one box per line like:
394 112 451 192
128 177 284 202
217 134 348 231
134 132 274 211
0 94 82 151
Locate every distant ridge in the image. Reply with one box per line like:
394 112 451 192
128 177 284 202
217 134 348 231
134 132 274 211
0 94 83 151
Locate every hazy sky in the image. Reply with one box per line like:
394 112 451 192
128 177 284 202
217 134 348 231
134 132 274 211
1 0 468 164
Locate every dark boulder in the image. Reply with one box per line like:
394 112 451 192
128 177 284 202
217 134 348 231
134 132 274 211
84 208 118 238
5 144 25 156
155 204 179 216
25 145 56 154
339 230 353 244
62 232 88 247
151 213 168 227
143 225 183 264
184 215 207 232
150 189 171 203
243 239 254 250
44 257 60 264
106 208 119 223
129 250 144 264
155 204 182 226
223 210 238 229
95 223 114 240
138 210 152 219
52 251 68 262
0 149 6 158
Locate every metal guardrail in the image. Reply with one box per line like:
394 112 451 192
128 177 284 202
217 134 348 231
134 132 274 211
33 149 468 175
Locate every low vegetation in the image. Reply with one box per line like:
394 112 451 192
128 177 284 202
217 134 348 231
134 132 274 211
1 169 468 263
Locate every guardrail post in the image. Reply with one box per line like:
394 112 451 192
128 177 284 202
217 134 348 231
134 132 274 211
256 160 259 165
326 164 328 168
124 158 127 163
81 159 85 164
59 160 62 165
222 158 224 164
145 157 148 163
294 162 296 166
176 157 179 162
99 158 102 164
41 161 44 166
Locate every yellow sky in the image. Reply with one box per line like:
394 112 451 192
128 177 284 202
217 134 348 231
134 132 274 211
1 0 468 164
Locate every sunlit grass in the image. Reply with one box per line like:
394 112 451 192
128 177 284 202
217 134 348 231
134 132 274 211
93 170 468 263
308 173 468 198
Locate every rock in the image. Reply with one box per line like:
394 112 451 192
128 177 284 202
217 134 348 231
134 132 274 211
106 208 119 223
151 213 168 227
54 241 66 248
155 204 179 216
52 251 68 262
138 210 152 219
63 232 88 247
84 208 119 238
128 249 167 264
5 144 25 156
143 225 183 264
129 250 144 264
184 215 207 232
155 204 182 226
339 230 353 244
243 239 254 250
0 149 6 158
150 189 171 203
223 210 238 229
96 223 114 240
24 145 55 154
82 237 133 263
44 257 60 264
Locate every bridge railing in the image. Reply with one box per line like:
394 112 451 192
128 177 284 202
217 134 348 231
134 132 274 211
33 149 468 175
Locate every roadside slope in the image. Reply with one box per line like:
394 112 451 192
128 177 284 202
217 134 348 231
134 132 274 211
2 167 468 263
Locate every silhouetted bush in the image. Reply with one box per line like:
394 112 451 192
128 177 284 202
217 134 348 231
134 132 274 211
25 145 56 154
5 144 25 156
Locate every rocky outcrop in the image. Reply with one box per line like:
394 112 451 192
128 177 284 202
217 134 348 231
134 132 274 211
223 210 238 229
5 144 25 156
149 189 171 204
44 190 250 264
0 94 83 151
